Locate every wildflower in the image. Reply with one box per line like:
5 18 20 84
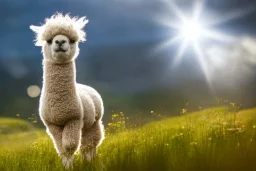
227 128 236 132
181 109 187 115
190 142 197 146
32 142 38 148
230 102 236 107
112 114 118 118
236 128 244 133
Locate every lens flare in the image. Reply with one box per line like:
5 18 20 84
27 85 41 98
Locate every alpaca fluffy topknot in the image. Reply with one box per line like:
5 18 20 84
30 13 88 46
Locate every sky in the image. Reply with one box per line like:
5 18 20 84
0 0 255 57
0 0 256 114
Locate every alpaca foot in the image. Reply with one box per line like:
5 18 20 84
62 155 74 169
82 147 96 162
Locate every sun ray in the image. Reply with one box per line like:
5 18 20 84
153 35 182 54
171 38 189 68
168 0 187 24
202 29 237 43
193 0 205 20
152 13 181 30
205 5 256 27
193 41 212 89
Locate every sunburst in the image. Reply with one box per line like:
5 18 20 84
154 0 254 87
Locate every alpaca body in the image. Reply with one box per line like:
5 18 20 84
40 60 104 157
31 13 104 168
40 60 102 127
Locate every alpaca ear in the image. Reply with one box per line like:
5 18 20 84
30 25 44 46
29 25 42 34
76 17 89 29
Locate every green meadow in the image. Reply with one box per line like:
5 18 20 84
1 105 256 171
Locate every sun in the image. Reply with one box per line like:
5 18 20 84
179 20 203 41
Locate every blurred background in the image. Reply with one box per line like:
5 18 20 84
0 0 256 124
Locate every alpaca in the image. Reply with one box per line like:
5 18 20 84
30 13 104 168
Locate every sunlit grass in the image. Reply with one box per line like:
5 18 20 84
0 117 34 134
1 106 256 171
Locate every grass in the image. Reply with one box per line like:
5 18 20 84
0 117 34 134
1 106 256 171
0 117 44 149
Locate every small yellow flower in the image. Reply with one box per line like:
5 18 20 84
182 109 187 114
190 142 197 146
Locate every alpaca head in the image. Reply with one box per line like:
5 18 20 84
30 13 88 64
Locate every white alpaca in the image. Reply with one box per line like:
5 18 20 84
30 13 104 168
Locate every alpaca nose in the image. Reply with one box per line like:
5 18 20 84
55 40 66 46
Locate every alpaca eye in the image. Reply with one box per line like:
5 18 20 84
47 39 53 44
69 39 75 44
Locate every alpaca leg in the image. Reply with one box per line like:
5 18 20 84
46 123 64 156
62 119 83 168
46 123 73 169
80 120 104 162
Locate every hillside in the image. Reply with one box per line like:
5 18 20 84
0 117 43 149
0 107 256 171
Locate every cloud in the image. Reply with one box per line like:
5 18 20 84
204 35 256 89
206 36 256 68
241 37 256 62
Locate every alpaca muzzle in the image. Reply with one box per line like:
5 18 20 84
55 47 67 52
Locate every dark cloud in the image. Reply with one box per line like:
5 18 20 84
0 0 255 56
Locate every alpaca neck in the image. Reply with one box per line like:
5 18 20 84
43 60 77 95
